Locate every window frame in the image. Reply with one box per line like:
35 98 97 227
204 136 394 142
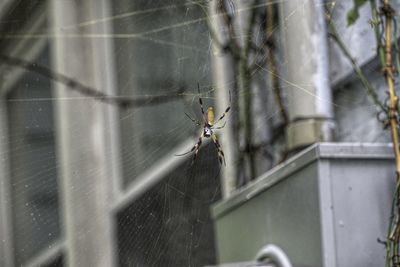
0 6 64 267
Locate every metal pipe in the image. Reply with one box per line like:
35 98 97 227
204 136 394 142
209 0 239 197
279 0 335 150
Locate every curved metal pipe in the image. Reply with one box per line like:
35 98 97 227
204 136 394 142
255 244 293 267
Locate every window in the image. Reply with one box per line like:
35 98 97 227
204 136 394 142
112 0 213 187
111 1 222 266
0 2 63 265
6 45 60 266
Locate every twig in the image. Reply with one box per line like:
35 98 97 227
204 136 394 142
326 15 387 114
216 0 242 59
370 0 386 66
266 1 288 125
0 54 185 109
379 1 400 266
382 0 400 185
204 8 242 60
393 19 400 74
239 0 259 181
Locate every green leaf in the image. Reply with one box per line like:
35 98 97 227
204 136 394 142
346 8 359 26
346 0 368 26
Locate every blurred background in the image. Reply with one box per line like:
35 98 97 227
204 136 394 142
0 0 396 266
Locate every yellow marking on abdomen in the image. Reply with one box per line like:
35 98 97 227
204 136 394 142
207 107 214 126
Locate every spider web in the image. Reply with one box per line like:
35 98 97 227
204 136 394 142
0 0 393 267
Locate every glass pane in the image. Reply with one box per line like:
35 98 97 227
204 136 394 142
117 143 221 267
7 46 60 265
112 0 213 187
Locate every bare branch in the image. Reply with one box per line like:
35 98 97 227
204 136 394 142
325 14 387 114
0 54 184 109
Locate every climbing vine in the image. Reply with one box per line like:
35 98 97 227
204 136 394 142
327 0 400 265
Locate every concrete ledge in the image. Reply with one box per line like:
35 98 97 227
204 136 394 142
212 142 393 219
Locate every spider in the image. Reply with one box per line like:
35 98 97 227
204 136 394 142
176 84 231 166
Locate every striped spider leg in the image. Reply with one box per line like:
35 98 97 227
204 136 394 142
211 133 226 166
197 83 207 122
184 112 201 126
175 132 204 165
213 90 231 127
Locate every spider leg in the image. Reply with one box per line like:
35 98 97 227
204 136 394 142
198 83 206 121
185 112 201 126
175 133 204 165
211 133 226 166
212 121 226 130
214 90 231 125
